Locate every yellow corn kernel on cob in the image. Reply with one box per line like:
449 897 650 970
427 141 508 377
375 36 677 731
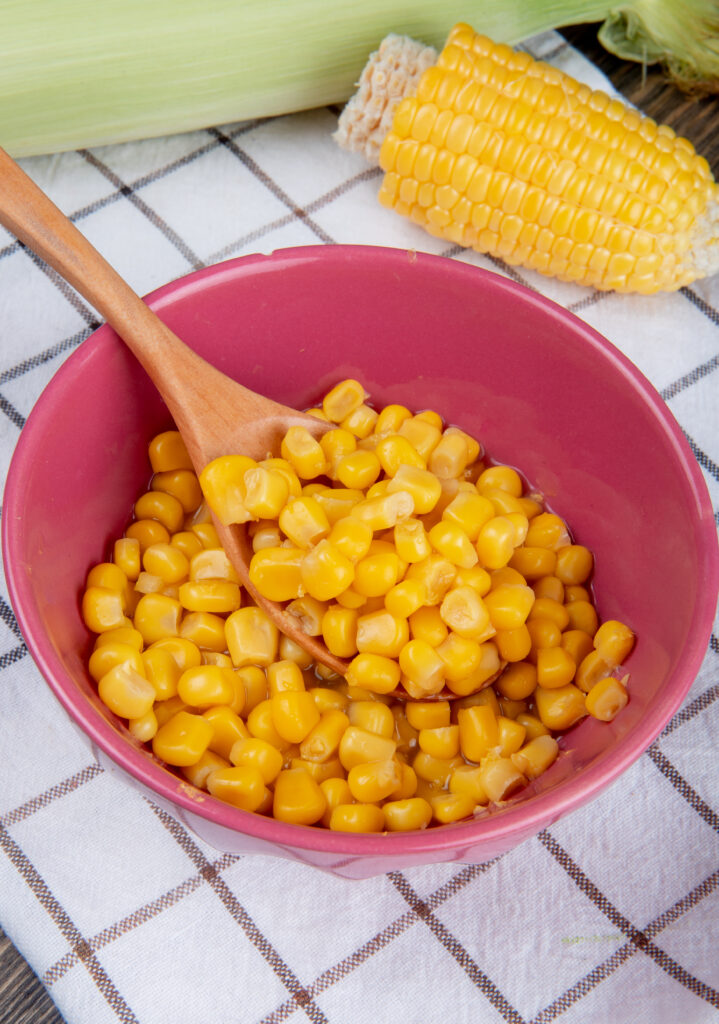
335 24 719 294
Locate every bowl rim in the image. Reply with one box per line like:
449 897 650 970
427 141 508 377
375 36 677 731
4 243 718 856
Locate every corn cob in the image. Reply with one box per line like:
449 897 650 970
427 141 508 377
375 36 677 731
335 24 719 293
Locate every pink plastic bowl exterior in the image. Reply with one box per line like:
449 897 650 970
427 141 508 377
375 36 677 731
4 245 718 878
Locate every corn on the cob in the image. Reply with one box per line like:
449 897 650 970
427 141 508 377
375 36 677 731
335 24 719 293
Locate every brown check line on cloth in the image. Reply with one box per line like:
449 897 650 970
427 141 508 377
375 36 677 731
0 30 718 1024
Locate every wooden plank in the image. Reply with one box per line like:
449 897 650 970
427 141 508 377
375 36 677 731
0 928 64 1024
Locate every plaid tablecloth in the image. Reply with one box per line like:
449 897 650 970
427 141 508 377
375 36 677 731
1 31 718 1024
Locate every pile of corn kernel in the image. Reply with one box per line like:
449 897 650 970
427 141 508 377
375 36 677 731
81 379 634 832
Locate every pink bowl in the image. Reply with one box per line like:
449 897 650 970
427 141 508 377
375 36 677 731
4 245 718 878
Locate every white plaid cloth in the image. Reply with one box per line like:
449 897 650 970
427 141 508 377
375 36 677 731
1 32 718 1024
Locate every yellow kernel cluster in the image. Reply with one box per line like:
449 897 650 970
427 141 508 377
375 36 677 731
81 381 634 833
376 24 718 294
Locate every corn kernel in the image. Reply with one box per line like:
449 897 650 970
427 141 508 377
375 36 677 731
97 662 155 720
271 768 327 824
191 522 221 549
356 610 409 657
532 575 565 602
397 639 446 695
277 496 329 549
429 521 479 569
229 736 284 782
298 541 354 601
246 699 292 750
478 756 527 802
278 634 314 669
280 426 327 479
207 765 268 811
394 518 432 563
320 427 357 470
133 592 182 644
271 690 320 743
181 750 230 790
439 585 491 638
529 597 570 631
88 642 144 684
436 632 482 684
113 537 141 580
82 586 128 634
329 803 385 832
585 676 629 720
430 791 476 823
449 765 489 804
126 519 171 552
345 652 401 695
149 430 193 473
383 797 432 831
497 715 527 755
536 646 577 689
346 758 398 802
152 710 213 766
575 649 613 693
152 468 203 514
267 660 306 695
198 455 255 525
509 546 557 579
201 705 250 758
319 777 354 826
555 544 594 584
134 490 186 533
477 465 523 496
327 517 373 563
334 450 381 490
442 491 494 540
534 683 587 730
511 734 559 779
341 404 379 439
525 513 571 549
384 579 426 619
249 547 304 602
176 665 235 707
322 378 368 422
296 708 349 762
225 607 278 667
476 516 517 569
177 580 242 614
418 725 460 759
408 605 449 646
494 624 532 662
565 600 599 635
177 612 226 652
593 620 635 666
429 432 471 479
457 704 499 761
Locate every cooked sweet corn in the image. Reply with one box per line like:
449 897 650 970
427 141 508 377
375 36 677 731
82 382 635 834
336 25 719 294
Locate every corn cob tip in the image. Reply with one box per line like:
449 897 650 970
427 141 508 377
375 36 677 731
334 34 437 164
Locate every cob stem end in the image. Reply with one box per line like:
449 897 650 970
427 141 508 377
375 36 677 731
333 34 436 164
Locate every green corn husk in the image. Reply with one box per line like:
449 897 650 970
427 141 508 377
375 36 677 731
1 0 718 157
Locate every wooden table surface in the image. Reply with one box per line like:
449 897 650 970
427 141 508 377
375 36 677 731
2 24 718 1024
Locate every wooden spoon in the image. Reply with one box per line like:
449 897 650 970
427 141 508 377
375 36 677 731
0 145 352 676
0 148 506 702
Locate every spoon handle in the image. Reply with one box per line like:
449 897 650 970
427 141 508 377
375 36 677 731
0 146 207 400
